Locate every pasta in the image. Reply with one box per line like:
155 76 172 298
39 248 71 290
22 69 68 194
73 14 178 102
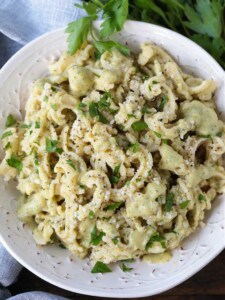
0 42 225 265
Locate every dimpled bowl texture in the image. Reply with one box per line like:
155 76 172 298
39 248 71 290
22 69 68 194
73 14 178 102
0 21 224 298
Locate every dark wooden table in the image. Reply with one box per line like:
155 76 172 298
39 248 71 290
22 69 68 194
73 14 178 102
9 250 225 300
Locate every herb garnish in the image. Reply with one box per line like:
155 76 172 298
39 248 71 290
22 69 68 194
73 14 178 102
109 164 121 185
146 233 166 249
6 114 16 127
91 226 105 246
91 261 112 273
66 159 76 170
164 192 175 212
120 263 133 272
104 201 124 211
131 121 148 132
1 131 12 140
6 154 23 172
198 193 206 202
179 200 190 209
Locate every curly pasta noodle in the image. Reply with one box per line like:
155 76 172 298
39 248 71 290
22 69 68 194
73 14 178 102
0 42 225 264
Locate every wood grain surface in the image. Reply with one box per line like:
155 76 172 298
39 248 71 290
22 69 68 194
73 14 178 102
9 249 225 299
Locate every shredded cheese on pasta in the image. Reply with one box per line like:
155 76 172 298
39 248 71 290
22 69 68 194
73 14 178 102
1 42 225 264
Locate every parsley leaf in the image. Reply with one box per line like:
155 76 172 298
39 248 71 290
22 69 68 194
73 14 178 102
120 263 133 272
1 131 12 140
216 131 223 137
89 101 108 124
158 95 167 112
91 226 105 246
112 237 119 245
94 40 130 56
132 142 139 153
89 210 95 219
6 114 16 127
198 193 206 202
66 159 76 170
146 233 166 249
104 201 124 211
66 16 97 55
20 124 31 129
179 200 190 209
153 131 162 138
35 121 40 129
99 0 129 39
45 138 58 153
131 121 148 132
91 261 112 273
6 154 23 172
109 164 121 185
164 192 175 212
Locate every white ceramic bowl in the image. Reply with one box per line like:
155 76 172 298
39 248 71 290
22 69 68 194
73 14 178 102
0 21 224 298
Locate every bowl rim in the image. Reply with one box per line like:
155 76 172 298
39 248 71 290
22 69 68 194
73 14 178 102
0 20 224 298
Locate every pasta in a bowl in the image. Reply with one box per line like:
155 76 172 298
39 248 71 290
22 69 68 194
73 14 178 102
0 40 224 267
0 21 224 297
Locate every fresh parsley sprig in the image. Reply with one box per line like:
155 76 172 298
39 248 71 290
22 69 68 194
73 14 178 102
66 0 130 57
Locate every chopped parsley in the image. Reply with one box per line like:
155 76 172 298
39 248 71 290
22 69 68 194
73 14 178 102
146 233 166 249
179 200 190 209
51 103 57 111
6 154 23 172
109 164 121 185
89 210 95 219
91 226 105 246
66 159 76 170
199 134 213 142
89 102 108 124
1 131 12 140
198 193 206 202
45 139 62 154
158 95 167 112
20 124 31 129
5 114 16 127
35 121 40 129
132 142 139 153
120 263 133 272
91 261 112 273
141 105 151 114
131 121 148 132
153 131 162 138
43 95 49 102
77 102 87 112
4 142 11 150
152 80 158 84
112 237 119 245
162 139 169 144
216 131 223 137
127 114 136 119
104 201 124 211
164 192 175 212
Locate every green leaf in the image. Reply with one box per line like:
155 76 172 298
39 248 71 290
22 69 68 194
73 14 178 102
6 154 23 172
141 105 151 114
51 103 57 111
104 201 124 211
94 40 130 56
98 92 111 110
132 142 139 153
131 121 148 132
99 0 129 39
162 139 169 144
4 142 11 150
45 138 58 153
216 131 223 137
20 124 31 129
43 95 49 102
120 258 135 263
198 193 206 202
158 95 167 112
66 16 97 55
1 131 12 140
164 192 175 212
146 233 166 249
109 164 121 185
66 159 76 170
77 102 87 112
6 114 16 127
35 121 40 129
127 114 136 119
89 101 100 117
184 0 223 38
89 210 95 219
91 261 112 273
56 148 63 155
91 226 106 245
153 131 162 138
179 200 190 209
75 1 99 15
112 237 119 244
120 263 133 272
